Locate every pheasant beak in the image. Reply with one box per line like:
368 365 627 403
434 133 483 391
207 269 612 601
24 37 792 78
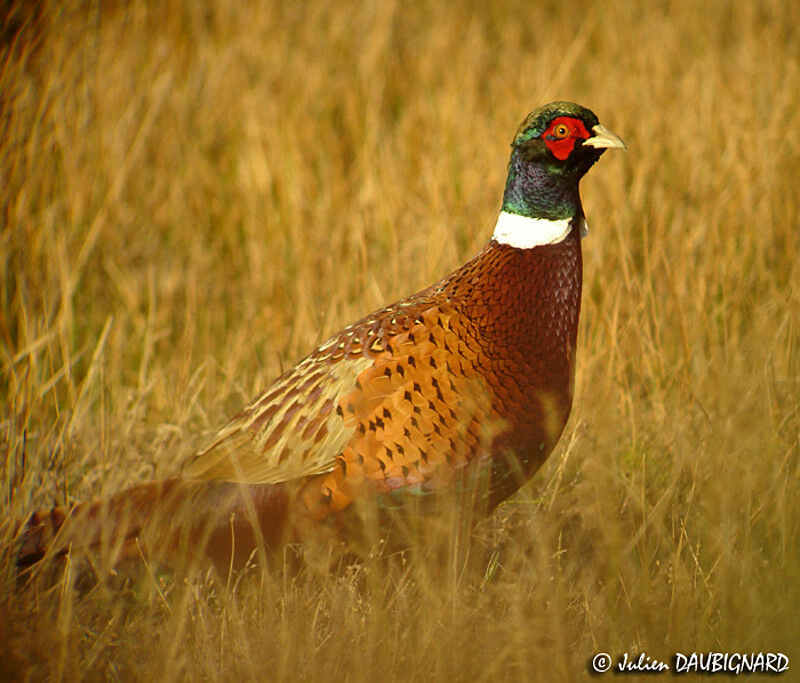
584 125 627 151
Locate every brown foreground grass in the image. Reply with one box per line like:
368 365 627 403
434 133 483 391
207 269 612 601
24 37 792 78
2 0 799 680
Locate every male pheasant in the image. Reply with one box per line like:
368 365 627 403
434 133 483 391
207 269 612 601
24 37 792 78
17 102 625 575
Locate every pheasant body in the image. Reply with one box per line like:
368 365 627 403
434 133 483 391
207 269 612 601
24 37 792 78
17 102 625 575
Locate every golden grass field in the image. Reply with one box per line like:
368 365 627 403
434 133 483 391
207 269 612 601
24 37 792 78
2 0 799 679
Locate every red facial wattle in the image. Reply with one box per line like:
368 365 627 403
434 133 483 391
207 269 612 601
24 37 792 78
542 117 591 161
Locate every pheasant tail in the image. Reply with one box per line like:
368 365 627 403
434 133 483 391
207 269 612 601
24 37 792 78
17 480 294 576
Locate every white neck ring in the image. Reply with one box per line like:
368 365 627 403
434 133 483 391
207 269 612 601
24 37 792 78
491 211 587 249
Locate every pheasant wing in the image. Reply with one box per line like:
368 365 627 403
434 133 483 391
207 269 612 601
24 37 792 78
184 298 498 489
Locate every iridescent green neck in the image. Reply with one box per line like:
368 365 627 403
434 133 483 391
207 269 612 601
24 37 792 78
501 148 581 220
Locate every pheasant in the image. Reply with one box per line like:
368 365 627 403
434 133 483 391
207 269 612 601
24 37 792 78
17 102 625 576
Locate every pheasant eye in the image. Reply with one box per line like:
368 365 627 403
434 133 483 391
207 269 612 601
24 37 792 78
553 124 570 138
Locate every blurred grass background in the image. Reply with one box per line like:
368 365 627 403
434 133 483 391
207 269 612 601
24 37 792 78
1 0 799 679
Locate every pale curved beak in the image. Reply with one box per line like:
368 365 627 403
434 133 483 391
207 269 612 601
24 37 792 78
584 124 627 151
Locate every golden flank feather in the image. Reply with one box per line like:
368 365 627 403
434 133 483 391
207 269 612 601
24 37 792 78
184 298 498 493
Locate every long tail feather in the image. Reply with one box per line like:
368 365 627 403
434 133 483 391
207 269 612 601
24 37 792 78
16 479 293 578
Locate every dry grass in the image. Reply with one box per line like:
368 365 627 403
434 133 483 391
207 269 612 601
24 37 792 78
2 0 800 679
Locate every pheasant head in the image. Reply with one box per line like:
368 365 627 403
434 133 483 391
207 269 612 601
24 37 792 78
496 102 626 247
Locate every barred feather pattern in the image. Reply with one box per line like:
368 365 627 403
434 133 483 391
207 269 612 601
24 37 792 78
186 229 582 521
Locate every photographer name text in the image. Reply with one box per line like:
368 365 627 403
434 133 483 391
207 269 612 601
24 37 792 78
590 651 789 675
